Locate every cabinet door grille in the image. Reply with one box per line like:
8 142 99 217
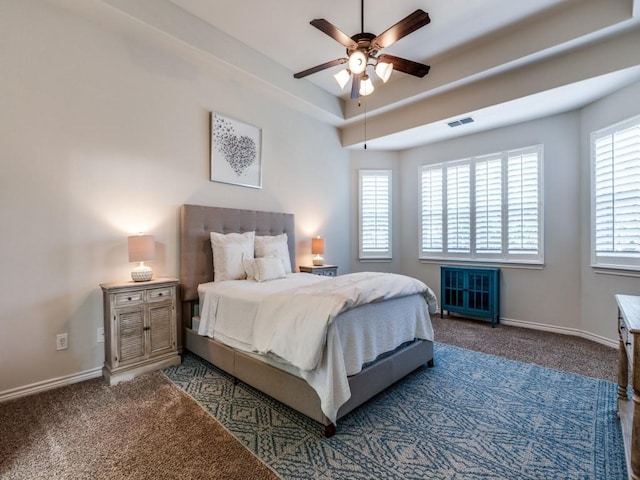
149 304 172 354
118 309 145 363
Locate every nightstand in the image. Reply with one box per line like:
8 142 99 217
299 265 338 276
100 277 181 385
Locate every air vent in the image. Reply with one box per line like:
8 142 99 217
447 117 474 128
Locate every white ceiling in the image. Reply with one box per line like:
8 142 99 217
96 0 640 149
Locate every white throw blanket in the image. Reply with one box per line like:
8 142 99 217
251 271 438 371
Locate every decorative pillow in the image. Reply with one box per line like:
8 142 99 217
242 255 257 281
210 231 255 281
254 233 292 274
253 256 286 282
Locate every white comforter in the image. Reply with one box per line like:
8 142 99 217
197 272 437 423
252 271 437 371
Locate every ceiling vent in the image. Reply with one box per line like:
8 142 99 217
447 117 474 128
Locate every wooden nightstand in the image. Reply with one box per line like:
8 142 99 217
100 277 181 385
299 265 338 276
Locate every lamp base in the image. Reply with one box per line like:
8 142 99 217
131 263 153 282
312 255 324 266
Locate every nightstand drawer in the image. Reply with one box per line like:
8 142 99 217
148 287 172 301
115 291 144 306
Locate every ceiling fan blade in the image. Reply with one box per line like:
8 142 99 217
372 10 431 50
310 19 358 49
350 73 362 100
378 54 430 78
293 58 347 79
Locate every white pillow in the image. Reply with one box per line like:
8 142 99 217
243 255 257 281
210 231 255 281
254 233 292 274
253 256 286 282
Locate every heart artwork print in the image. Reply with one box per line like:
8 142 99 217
210 113 262 188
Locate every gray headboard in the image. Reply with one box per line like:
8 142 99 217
180 204 296 302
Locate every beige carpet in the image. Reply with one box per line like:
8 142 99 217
0 316 619 479
0 372 278 480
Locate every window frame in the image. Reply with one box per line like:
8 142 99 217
590 114 640 271
419 145 544 265
358 169 393 260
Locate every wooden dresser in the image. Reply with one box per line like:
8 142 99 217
616 294 640 480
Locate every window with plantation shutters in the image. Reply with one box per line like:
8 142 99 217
359 170 392 259
591 115 640 269
419 145 543 264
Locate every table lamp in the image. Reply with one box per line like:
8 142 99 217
128 234 155 282
312 236 325 266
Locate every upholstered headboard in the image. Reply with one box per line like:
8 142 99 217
179 204 296 302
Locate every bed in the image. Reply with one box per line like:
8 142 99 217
179 204 436 436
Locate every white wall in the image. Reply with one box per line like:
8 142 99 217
0 0 349 394
350 94 640 345
399 113 582 333
351 113 586 337
579 81 640 341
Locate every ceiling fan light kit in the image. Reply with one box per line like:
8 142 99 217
293 0 431 100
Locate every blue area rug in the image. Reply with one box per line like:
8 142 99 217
164 343 626 479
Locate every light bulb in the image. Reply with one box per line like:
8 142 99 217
375 61 393 83
348 50 367 75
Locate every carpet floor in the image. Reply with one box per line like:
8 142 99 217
0 316 622 479
0 372 278 480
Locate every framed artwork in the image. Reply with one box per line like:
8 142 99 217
210 112 262 188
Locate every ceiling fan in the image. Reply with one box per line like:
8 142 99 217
293 0 431 100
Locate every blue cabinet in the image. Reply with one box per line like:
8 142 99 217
440 266 500 327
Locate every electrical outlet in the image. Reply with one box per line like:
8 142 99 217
56 333 68 351
97 327 104 343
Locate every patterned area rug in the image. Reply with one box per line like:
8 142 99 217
164 344 626 479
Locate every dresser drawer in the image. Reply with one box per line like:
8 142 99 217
115 290 144 306
148 287 173 301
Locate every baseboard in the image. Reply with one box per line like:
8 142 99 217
0 367 103 403
500 317 618 349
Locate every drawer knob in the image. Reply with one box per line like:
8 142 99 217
158 293 163 297
127 297 132 301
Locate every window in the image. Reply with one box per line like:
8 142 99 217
591 115 640 270
359 170 392 259
420 145 543 264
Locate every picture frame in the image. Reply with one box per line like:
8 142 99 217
210 112 262 188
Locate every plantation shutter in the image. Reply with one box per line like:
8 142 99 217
419 145 542 264
475 156 502 253
446 162 471 253
420 166 443 254
592 116 640 268
359 170 392 259
507 148 540 255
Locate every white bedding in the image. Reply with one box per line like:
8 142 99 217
197 272 436 423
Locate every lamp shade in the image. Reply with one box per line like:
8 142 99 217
311 237 325 255
334 69 351 90
359 75 374 96
128 235 155 262
375 61 393 83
